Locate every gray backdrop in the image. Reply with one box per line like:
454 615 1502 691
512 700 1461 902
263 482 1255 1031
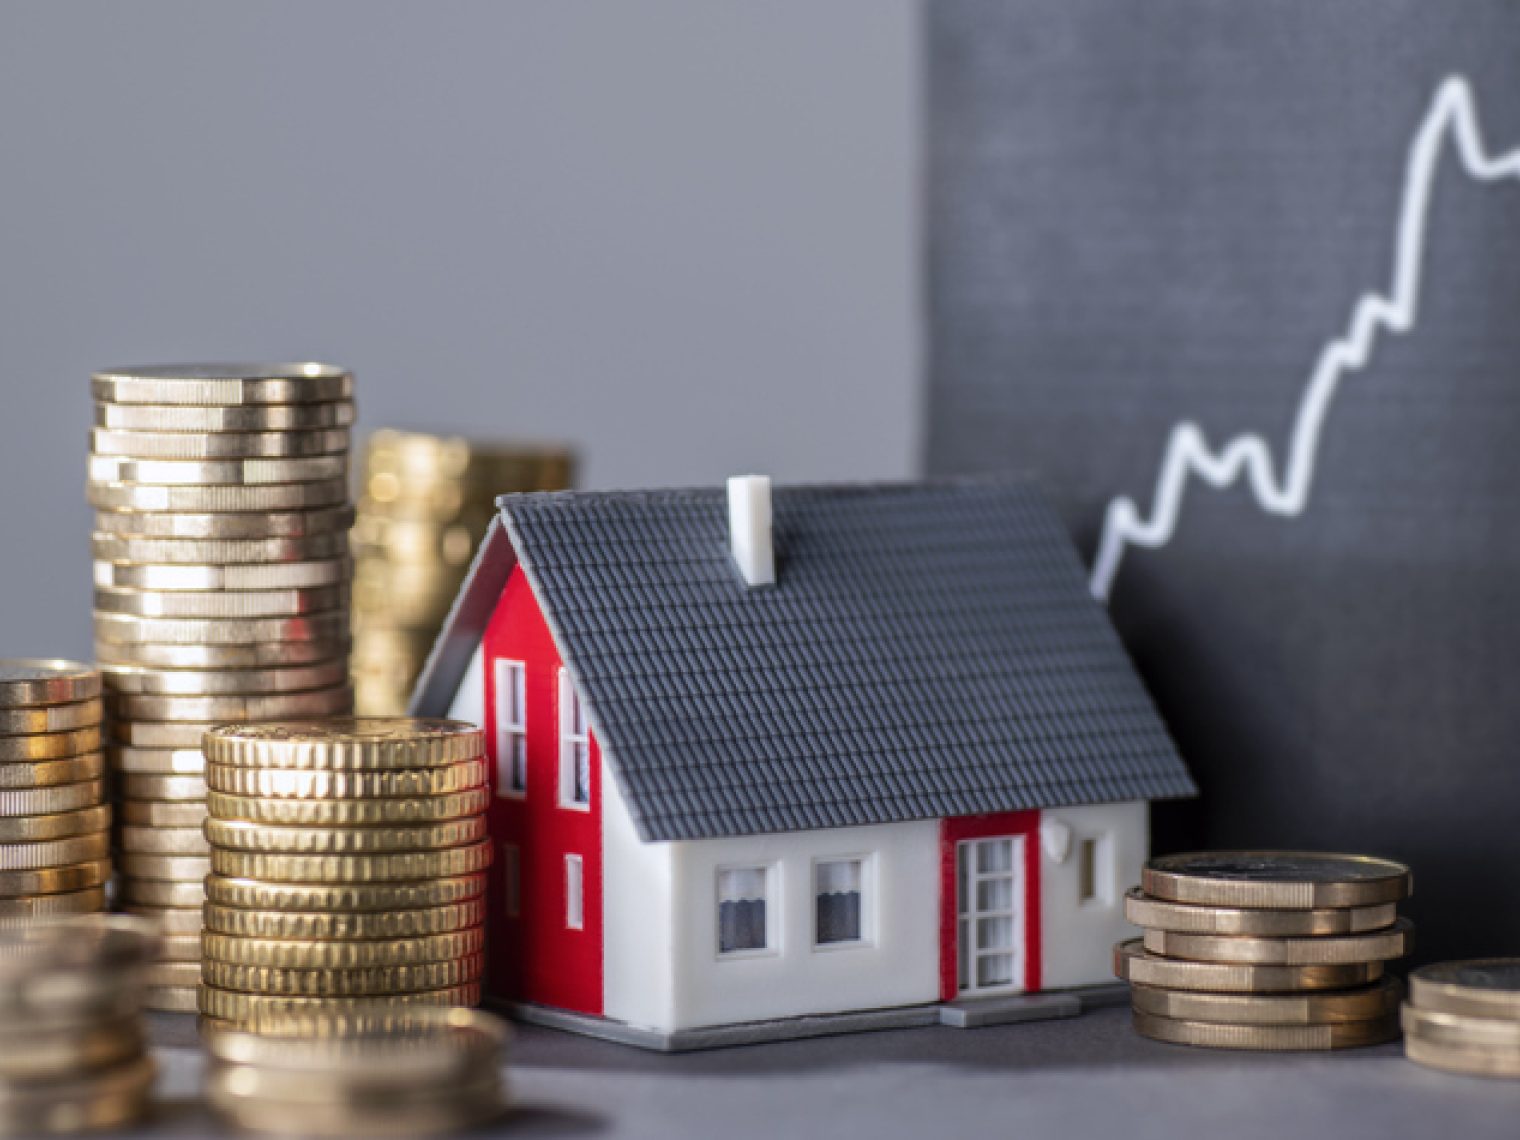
0 0 917 659
928 0 1520 961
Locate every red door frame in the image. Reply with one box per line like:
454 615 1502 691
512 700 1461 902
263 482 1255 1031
939 811 1042 1001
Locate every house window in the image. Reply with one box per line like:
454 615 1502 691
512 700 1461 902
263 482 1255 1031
503 844 521 918
494 659 527 797
565 854 584 930
557 668 590 809
717 866 771 955
814 858 867 946
1078 835 1112 906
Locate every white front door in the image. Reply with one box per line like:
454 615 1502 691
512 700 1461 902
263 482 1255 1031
956 835 1025 995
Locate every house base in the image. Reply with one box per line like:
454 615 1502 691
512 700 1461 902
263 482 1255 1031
501 983 1130 1052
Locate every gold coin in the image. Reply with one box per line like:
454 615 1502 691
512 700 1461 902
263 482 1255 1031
95 558 351 593
1141 919 1416 966
1113 940 1384 993
0 778 104 812
122 904 203 935
119 878 204 908
0 805 110 843
205 760 487 799
159 933 204 962
204 899 485 942
1402 1002 1520 1047
144 985 201 1013
1132 1008 1398 1051
142 961 202 987
94 608 350 648
204 718 484 770
1142 852 1412 909
0 698 102 734
203 953 484 997
94 503 355 540
90 426 350 460
87 477 349 513
205 872 488 914
92 363 352 406
203 1059 501 1103
204 817 487 855
0 859 111 897
209 840 493 884
1408 959 1520 1020
107 746 206 775
94 399 355 433
206 787 490 827
0 727 101 761
93 530 349 566
117 772 207 801
0 659 100 707
102 658 349 699
0 830 109 870
0 1017 143 1080
106 683 353 723
0 886 106 920
95 583 348 619
117 824 210 855
204 1070 505 1135
1122 888 1399 937
198 983 481 1028
0 1054 155 1133
116 799 209 828
115 852 210 881
1404 1032 1520 1079
88 453 347 487
204 929 484 970
97 637 350 670
1130 977 1403 1025
111 721 224 749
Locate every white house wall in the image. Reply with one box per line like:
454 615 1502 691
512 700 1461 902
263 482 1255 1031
600 757 677 1032
443 643 485 727
1037 800 1147 990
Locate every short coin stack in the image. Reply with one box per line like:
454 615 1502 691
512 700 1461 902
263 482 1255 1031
1403 959 1520 1078
199 718 491 1029
0 661 109 920
351 429 573 715
89 364 357 1012
0 915 159 1135
1115 851 1414 1050
202 1007 509 1136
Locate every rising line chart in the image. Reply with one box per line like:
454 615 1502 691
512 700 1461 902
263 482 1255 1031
1090 76 1520 602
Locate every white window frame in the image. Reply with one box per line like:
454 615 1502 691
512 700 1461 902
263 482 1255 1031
811 854 874 951
956 835 1026 996
564 854 584 931
556 668 591 811
494 659 528 799
503 843 521 919
715 863 778 959
1078 834 1114 908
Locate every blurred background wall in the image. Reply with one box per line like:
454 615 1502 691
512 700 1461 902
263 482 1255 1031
0 1 920 659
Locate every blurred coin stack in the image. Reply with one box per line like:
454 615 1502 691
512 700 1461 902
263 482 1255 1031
1403 958 1520 1078
0 661 109 920
0 915 159 1135
351 430 574 715
199 718 490 1029
1115 851 1414 1050
88 364 357 1012
203 1007 509 1136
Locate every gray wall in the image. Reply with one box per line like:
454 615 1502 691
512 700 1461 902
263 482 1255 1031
0 1 919 659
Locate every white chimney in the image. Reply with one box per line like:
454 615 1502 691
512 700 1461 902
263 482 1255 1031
727 475 775 588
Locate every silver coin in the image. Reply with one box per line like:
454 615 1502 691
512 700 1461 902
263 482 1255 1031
90 427 349 460
91 363 352 406
94 400 355 433
93 504 354 540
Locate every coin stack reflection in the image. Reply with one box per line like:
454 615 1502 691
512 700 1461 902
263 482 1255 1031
199 719 490 1029
89 364 357 1012
351 430 573 715
1403 958 1520 1078
0 662 109 920
0 916 159 1136
1114 851 1414 1050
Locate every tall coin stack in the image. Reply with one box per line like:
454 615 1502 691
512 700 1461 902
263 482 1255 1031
1403 958 1520 1078
1115 851 1414 1050
351 430 574 715
199 719 490 1030
0 661 108 919
89 364 357 1013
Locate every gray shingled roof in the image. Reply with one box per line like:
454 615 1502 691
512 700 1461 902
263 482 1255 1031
415 478 1194 842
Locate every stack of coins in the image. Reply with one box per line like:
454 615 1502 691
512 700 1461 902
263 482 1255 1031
203 1008 509 1136
199 718 490 1029
0 915 159 1134
1115 851 1414 1050
351 430 573 714
89 364 357 1012
0 661 109 919
1403 959 1520 1078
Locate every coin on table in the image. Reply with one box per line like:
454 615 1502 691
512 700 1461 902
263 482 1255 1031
0 659 101 707
1141 919 1416 965
204 816 487 855
1113 940 1385 993
95 558 351 592
93 504 356 540
204 1072 504 1136
94 609 350 647
1402 1003 1520 1048
1130 977 1403 1025
204 899 486 942
209 841 493 885
91 363 353 406
0 726 102 762
107 746 206 775
203 718 484 770
116 825 210 855
0 778 105 814
97 638 350 671
203 929 484 971
93 531 350 566
94 398 356 433
88 453 347 487
204 760 487 800
89 426 350 461
94 583 348 619
205 787 490 828
106 684 353 723
203 953 484 997
122 904 203 936
115 852 211 881
198 982 482 1028
0 1054 155 1134
0 859 112 897
118 878 205 909
204 872 489 914
1404 1033 1520 1079
87 478 349 514
0 699 102 734
144 986 201 1014
0 805 111 844
115 772 207 805
1142 852 1412 909
1132 1008 1399 1051
0 831 109 871
1123 888 1399 937
0 886 106 922
1408 959 1520 1020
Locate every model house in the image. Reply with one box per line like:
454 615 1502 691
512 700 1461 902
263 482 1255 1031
412 476 1195 1049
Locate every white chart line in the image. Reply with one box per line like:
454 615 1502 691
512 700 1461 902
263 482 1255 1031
1090 75 1520 602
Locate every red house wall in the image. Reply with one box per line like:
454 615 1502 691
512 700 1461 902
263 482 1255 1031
482 567 603 1015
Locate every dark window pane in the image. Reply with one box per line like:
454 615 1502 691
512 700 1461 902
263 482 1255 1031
718 898 766 953
816 890 861 944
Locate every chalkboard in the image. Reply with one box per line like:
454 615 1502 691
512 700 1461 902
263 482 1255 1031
927 0 1520 962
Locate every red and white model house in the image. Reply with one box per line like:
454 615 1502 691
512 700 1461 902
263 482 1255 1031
412 477 1194 1049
